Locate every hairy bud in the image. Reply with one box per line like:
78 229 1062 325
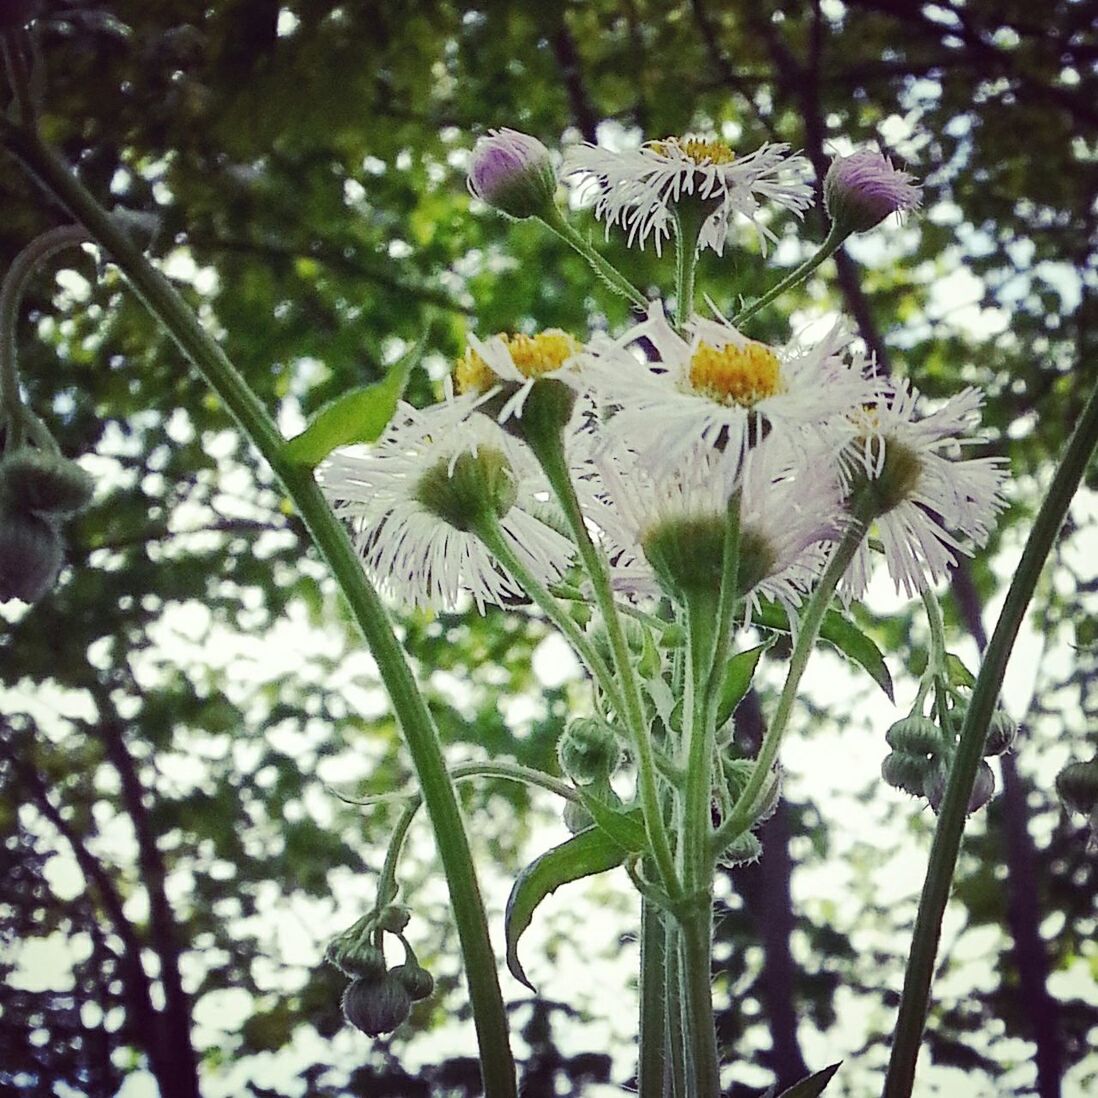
392 962 434 1002
0 450 94 517
557 718 620 785
0 506 63 603
341 973 412 1037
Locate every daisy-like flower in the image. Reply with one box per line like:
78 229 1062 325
579 299 876 480
467 128 557 221
319 399 575 611
841 380 1007 599
454 328 584 423
824 149 921 236
564 133 813 256
581 434 839 626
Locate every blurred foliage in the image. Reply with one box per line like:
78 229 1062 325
1 1 1096 1096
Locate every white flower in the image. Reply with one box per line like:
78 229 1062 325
564 134 813 255
578 299 875 481
579 433 838 626
454 329 584 423
841 380 1007 599
319 399 575 611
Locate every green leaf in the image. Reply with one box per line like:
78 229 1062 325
504 827 627 991
715 641 772 727
945 652 976 689
283 342 421 466
772 1062 842 1097
752 602 894 703
577 793 648 852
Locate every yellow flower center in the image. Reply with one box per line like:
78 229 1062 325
455 330 580 394
650 136 736 166
687 340 783 407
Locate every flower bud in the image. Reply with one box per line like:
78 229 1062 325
467 129 557 220
824 149 921 236
0 450 94 517
983 711 1018 757
966 760 996 814
562 798 592 835
341 973 412 1037
376 904 411 934
325 938 386 980
0 506 63 603
885 715 944 757
1055 757 1098 817
881 750 930 797
718 829 762 868
392 962 434 1002
557 718 620 785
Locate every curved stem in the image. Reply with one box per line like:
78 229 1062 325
883 371 1098 1098
0 122 518 1098
527 427 681 897
731 224 848 328
538 205 649 312
1 224 88 451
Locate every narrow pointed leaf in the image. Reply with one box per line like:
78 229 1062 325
715 641 772 727
578 794 648 852
504 827 626 991
945 652 976 689
775 1061 842 1097
752 602 893 702
283 343 420 466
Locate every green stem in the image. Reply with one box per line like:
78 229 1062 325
638 896 667 1098
471 512 626 717
664 917 688 1098
672 200 707 328
678 910 721 1098
0 122 518 1098
538 205 649 312
528 427 681 897
883 373 1098 1098
731 224 848 328
724 515 868 838
1 225 88 451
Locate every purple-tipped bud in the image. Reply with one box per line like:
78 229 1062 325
0 507 63 603
467 129 556 220
824 149 921 235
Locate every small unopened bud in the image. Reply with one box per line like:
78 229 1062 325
392 962 434 1002
1055 757 1098 817
0 507 63 603
925 760 995 815
557 718 620 785
983 711 1018 757
467 129 557 220
562 798 593 835
886 715 945 757
341 973 412 1037
882 750 929 797
0 450 94 517
824 149 921 236
376 904 411 934
325 938 386 980
718 830 762 868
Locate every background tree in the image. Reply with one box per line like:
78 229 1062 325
1 1 1095 1096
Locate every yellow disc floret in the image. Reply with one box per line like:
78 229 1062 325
455 330 581 394
687 340 783 407
649 136 736 166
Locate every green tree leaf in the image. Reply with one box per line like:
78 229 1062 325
283 342 421 466
504 827 626 991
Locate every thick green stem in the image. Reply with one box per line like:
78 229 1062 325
664 916 688 1098
528 427 681 897
678 910 721 1098
724 516 867 838
731 224 848 328
883 374 1098 1097
538 205 649 312
638 896 668 1098
1 122 518 1098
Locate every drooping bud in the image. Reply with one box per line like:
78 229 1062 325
1055 757 1098 818
341 973 412 1037
376 904 412 934
0 506 63 603
925 759 995 815
983 711 1018 757
885 715 945 757
467 129 557 220
325 938 386 981
882 750 930 797
824 149 921 236
392 962 434 1002
0 450 94 517
557 718 620 785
